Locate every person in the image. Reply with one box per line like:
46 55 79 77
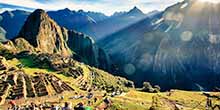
74 102 84 110
62 102 72 110
8 100 17 110
39 104 44 110
87 93 93 99
16 105 21 110
61 96 64 100
87 101 91 106
30 102 37 110
103 97 111 107
94 97 98 103
206 97 212 110
51 104 59 110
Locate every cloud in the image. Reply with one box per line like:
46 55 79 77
0 0 183 15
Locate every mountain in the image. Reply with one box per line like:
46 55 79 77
99 12 163 87
78 10 108 22
0 10 30 39
0 8 108 40
67 30 111 71
0 27 7 42
17 9 72 57
99 0 220 90
78 6 147 40
126 6 145 16
48 9 109 30
47 8 97 30
9 9 112 72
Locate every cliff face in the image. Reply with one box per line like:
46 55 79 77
17 9 72 57
0 10 30 39
67 30 111 71
0 27 7 42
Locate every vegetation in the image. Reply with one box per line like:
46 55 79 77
142 82 160 93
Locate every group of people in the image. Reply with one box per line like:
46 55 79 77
7 101 92 110
6 90 115 110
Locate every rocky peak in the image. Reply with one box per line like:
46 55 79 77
57 8 72 14
63 8 71 12
17 9 72 57
127 6 144 16
131 6 140 11
2 11 14 18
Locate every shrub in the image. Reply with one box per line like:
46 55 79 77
154 85 161 93
142 82 161 93
142 82 154 92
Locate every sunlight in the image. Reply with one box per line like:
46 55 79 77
198 0 220 4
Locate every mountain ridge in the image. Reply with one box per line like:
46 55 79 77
78 6 148 40
99 0 220 90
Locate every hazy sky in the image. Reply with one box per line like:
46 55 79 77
0 0 183 15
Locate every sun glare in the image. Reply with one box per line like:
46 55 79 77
198 0 220 4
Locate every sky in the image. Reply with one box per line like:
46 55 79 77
0 0 183 16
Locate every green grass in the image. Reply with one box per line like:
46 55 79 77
110 98 149 110
6 56 212 110
19 58 35 67
110 90 154 110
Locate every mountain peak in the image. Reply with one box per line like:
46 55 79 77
61 8 72 13
33 9 46 15
63 8 71 11
29 9 49 21
127 6 144 15
78 9 85 13
17 9 54 47
130 6 142 12
2 10 14 17
133 6 139 10
17 9 72 56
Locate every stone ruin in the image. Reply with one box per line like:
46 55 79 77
0 71 74 105
60 67 84 79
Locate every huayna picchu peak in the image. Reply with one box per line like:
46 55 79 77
17 9 72 57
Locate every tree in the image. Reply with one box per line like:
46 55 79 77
142 82 154 92
153 85 161 93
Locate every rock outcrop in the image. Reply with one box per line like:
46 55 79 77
14 38 35 52
0 27 7 42
67 30 111 71
17 9 72 57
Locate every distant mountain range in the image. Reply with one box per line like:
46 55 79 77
0 10 30 39
0 8 105 40
100 0 220 90
78 7 158 40
47 8 107 31
0 7 154 41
